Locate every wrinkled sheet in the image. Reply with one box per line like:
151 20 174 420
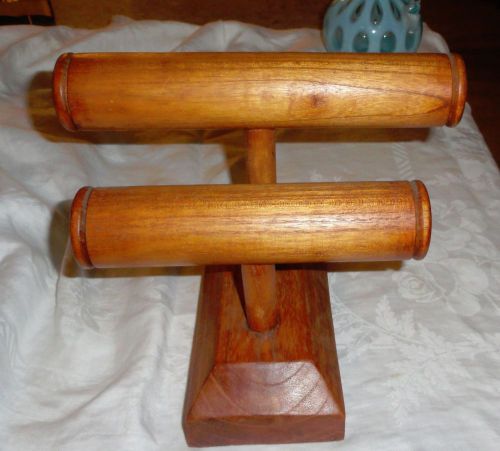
0 17 499 451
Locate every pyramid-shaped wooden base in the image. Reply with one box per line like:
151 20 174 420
183 265 345 447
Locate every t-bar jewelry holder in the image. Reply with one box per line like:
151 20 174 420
53 52 466 447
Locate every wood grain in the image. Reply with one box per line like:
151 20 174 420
246 129 276 184
53 49 459 447
242 128 278 332
70 181 431 269
53 52 466 131
182 265 345 446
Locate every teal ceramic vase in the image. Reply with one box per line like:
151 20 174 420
323 0 422 53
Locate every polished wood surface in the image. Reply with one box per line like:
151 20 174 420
51 47 465 447
41 0 499 165
245 129 276 184
242 128 278 332
69 183 93 269
241 264 277 331
183 265 345 446
53 52 466 131
70 181 431 269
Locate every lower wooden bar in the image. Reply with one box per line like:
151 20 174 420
182 265 345 447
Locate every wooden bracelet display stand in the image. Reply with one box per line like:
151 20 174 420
53 52 466 447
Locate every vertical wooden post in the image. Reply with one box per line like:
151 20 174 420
241 129 278 332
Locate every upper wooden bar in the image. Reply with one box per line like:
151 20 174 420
53 52 466 131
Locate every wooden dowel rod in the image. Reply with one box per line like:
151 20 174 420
70 181 431 269
53 52 467 131
242 129 278 332
241 264 277 332
246 129 276 185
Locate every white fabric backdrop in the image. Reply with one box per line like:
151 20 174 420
0 17 499 450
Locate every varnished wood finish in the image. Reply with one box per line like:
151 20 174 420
411 180 432 260
182 265 345 446
70 181 431 268
241 264 277 331
246 129 276 184
53 52 466 131
70 186 93 269
52 53 75 132
242 128 278 332
448 54 468 127
48 0 498 164
52 49 464 447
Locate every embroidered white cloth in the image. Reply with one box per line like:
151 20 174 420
0 17 499 451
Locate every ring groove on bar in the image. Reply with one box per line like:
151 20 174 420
52 52 77 131
410 180 431 260
70 186 93 268
448 54 468 127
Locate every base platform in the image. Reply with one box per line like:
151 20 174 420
182 265 345 447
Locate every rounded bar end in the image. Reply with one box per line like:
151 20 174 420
53 53 77 131
411 180 432 260
447 53 468 127
70 186 94 269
